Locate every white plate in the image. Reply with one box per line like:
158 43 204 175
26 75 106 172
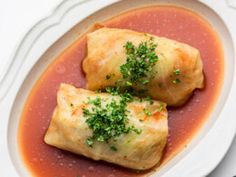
0 0 236 177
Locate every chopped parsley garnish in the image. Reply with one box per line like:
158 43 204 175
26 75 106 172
158 103 164 112
82 39 159 150
173 69 181 75
172 69 181 84
83 95 141 150
126 81 132 86
102 39 159 100
172 78 181 84
105 86 134 102
120 38 158 86
143 108 152 116
86 138 94 147
105 86 120 96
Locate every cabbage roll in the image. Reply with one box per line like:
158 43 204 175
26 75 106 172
44 84 168 170
83 27 204 106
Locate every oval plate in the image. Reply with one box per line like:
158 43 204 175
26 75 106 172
0 0 236 177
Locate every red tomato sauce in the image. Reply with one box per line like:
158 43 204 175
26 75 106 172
18 6 224 177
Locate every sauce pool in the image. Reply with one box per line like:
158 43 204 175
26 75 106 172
18 6 224 177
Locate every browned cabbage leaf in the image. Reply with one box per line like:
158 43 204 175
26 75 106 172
83 28 204 106
44 84 168 170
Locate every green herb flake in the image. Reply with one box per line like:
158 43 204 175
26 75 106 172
172 78 181 84
126 81 133 86
143 108 152 116
87 97 101 106
158 103 164 112
105 86 120 96
173 69 181 75
141 79 149 85
86 138 94 147
134 128 142 134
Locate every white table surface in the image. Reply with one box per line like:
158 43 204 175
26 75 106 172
0 0 235 177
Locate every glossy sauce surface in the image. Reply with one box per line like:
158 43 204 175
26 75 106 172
19 6 224 177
